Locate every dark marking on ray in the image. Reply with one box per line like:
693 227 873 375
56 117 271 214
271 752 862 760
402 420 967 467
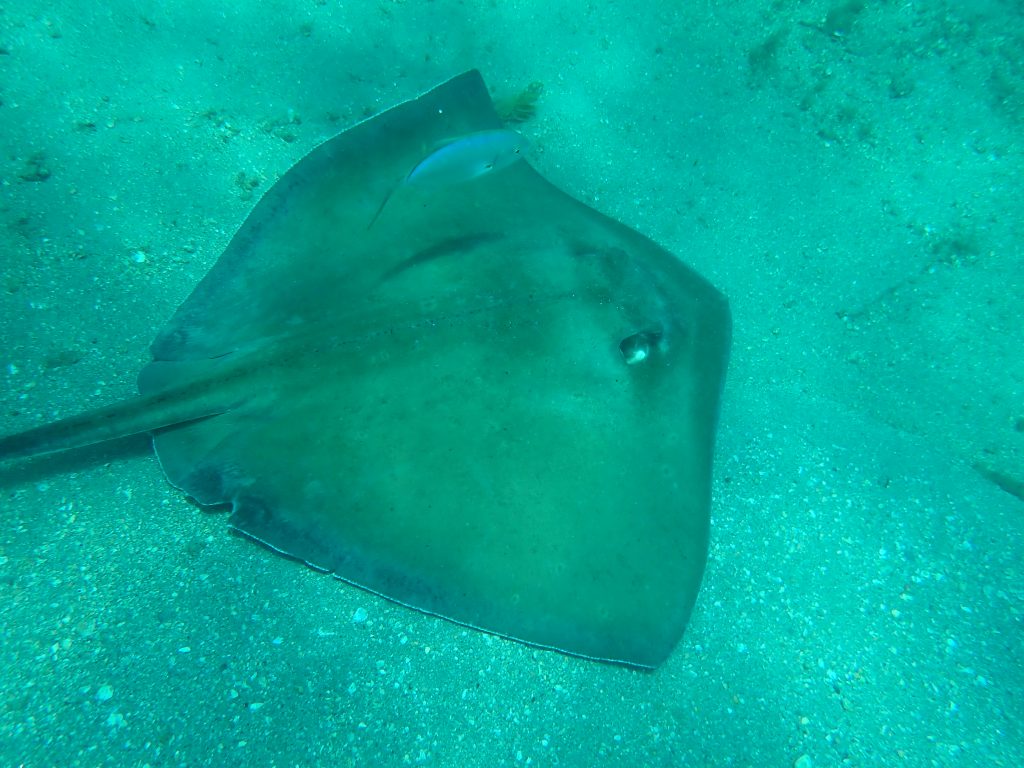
0 70 730 668
380 231 506 282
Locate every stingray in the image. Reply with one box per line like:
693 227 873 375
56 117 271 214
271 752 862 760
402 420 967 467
0 70 730 668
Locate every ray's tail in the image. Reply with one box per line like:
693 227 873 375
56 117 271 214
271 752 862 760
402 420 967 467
0 391 229 462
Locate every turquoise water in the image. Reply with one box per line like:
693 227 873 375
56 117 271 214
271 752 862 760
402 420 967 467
1 1 1022 766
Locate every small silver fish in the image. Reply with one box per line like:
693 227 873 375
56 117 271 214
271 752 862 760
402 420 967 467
369 129 528 228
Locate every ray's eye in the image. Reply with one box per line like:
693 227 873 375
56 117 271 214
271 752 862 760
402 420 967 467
619 330 662 365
